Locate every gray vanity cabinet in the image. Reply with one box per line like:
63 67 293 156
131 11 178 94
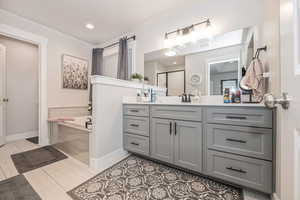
123 104 150 156
150 118 174 163
173 121 202 172
150 118 202 171
123 104 274 194
150 105 203 172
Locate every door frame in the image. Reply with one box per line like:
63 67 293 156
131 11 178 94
0 44 6 146
156 69 186 96
0 24 49 146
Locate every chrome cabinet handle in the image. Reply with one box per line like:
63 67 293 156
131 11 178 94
130 109 139 113
169 122 172 135
226 116 247 120
130 142 139 146
174 122 177 135
226 138 247 144
226 167 247 174
130 124 139 127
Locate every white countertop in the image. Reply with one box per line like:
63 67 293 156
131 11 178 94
123 96 266 107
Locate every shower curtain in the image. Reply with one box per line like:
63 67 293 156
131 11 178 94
89 48 104 102
117 37 129 80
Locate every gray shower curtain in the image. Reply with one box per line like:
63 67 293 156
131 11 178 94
117 37 129 80
89 48 104 102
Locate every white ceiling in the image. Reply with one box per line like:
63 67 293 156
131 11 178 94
0 0 185 44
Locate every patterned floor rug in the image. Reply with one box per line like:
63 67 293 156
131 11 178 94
68 156 241 200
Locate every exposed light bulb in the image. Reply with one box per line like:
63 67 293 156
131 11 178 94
165 49 177 57
204 22 215 39
85 23 95 29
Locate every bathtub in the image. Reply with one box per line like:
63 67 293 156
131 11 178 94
49 116 91 165
58 116 92 132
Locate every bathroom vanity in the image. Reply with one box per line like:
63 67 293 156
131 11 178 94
123 102 275 194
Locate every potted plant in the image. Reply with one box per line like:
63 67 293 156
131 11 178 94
144 76 149 84
131 73 143 83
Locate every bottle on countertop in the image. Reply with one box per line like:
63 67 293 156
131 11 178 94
234 89 241 103
223 88 230 103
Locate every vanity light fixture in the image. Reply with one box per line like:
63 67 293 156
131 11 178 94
164 19 214 49
165 49 177 57
85 23 95 30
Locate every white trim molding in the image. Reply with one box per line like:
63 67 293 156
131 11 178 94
6 131 38 142
0 24 49 146
91 75 167 93
272 193 281 200
90 148 129 172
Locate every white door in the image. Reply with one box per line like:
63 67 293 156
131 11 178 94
0 44 6 146
278 0 300 199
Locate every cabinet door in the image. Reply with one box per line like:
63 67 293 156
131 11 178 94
174 120 202 172
150 118 173 163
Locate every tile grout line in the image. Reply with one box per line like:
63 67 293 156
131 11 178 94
0 164 7 179
41 167 69 193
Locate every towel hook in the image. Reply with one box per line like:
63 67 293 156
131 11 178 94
254 45 267 59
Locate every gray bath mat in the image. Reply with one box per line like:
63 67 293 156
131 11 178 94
68 155 241 200
0 175 41 200
11 146 67 173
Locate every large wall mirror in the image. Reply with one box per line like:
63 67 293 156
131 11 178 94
144 26 258 96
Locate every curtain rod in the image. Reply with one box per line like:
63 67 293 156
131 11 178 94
103 35 136 49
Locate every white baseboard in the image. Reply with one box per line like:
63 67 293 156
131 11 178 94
5 131 38 142
272 193 280 200
90 148 129 172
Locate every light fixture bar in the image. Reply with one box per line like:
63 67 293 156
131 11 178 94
164 19 210 38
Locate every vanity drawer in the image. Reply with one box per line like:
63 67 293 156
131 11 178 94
206 107 272 128
124 116 149 137
123 105 149 117
206 150 272 193
206 124 272 160
124 134 149 156
151 106 202 121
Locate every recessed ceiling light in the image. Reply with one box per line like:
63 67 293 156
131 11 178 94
85 23 95 29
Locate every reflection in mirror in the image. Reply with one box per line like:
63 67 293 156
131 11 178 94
208 59 239 95
144 26 257 96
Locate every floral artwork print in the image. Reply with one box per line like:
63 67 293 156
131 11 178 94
62 54 88 90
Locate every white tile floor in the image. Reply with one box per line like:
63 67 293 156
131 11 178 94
0 139 270 200
0 140 96 200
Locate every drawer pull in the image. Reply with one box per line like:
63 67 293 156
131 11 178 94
226 138 247 144
130 124 139 127
130 109 139 113
130 142 140 146
226 167 247 174
226 116 247 120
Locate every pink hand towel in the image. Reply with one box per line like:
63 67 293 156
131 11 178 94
241 58 265 100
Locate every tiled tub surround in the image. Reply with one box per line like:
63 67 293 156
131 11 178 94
123 103 275 194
